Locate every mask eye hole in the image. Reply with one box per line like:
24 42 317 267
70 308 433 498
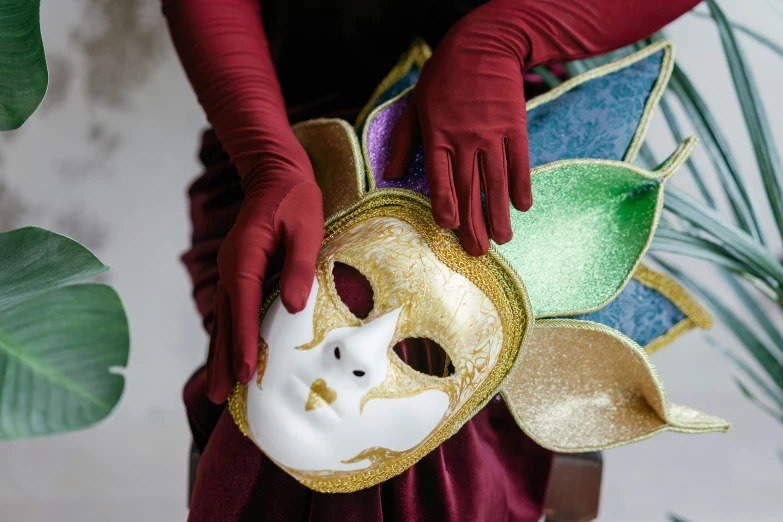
393 338 453 378
332 261 373 320
353 370 365 377
334 346 341 359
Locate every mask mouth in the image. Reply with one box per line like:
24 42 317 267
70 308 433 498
305 378 337 411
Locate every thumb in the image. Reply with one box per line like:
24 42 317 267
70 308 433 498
279 185 324 313
383 92 421 181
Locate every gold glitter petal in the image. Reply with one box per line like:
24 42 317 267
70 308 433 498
293 118 366 219
501 319 729 453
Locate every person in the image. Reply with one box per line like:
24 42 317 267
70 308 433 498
162 1 702 520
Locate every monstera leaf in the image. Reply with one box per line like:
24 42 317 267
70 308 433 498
0 227 128 440
0 0 48 130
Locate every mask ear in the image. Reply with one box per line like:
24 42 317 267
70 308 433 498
501 319 729 453
293 119 365 219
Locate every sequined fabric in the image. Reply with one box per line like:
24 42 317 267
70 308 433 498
365 95 430 195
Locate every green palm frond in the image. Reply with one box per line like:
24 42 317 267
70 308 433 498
630 1 783 424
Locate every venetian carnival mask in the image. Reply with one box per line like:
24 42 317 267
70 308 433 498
231 192 529 492
230 40 730 493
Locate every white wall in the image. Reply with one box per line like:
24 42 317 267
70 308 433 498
0 1 780 520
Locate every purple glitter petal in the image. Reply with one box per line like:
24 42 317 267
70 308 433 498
366 94 430 198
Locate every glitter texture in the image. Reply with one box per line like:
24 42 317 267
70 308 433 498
501 320 729 452
293 119 365 218
497 160 665 317
365 94 430 197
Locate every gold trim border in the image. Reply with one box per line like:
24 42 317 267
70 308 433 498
500 318 729 454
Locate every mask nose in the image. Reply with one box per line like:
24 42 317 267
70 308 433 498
328 307 403 384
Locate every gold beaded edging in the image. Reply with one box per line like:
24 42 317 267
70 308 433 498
500 318 729 453
231 190 533 493
633 263 713 354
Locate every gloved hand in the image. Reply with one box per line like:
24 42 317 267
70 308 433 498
384 4 529 256
384 0 702 256
163 0 326 403
208 155 324 403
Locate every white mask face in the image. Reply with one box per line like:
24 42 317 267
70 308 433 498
244 279 450 474
230 195 530 493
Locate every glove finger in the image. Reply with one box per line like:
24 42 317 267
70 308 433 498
506 131 533 212
206 288 235 404
479 141 513 245
424 145 459 229
280 188 324 314
229 264 266 385
455 149 489 256
383 93 420 181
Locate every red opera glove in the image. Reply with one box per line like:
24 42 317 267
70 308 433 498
384 0 701 256
163 0 324 403
209 172 324 403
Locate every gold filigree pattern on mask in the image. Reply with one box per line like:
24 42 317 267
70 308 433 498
341 446 408 466
305 378 338 411
256 338 269 389
300 196 509 416
359 355 455 413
